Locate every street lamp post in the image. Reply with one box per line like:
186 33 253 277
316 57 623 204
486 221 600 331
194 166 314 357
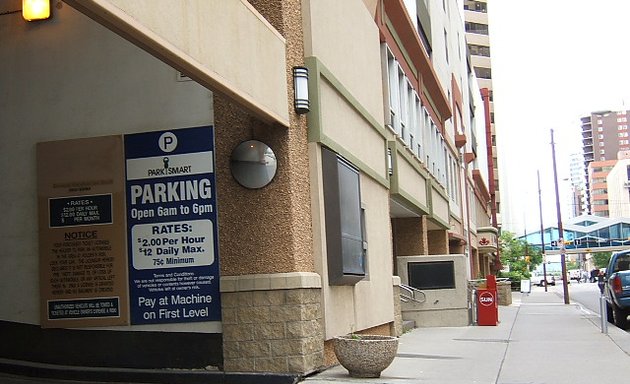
551 129 570 304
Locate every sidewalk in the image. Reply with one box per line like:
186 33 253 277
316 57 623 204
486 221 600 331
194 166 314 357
304 288 630 384
2 288 630 384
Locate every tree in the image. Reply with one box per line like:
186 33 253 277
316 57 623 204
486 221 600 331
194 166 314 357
498 231 543 282
592 251 612 269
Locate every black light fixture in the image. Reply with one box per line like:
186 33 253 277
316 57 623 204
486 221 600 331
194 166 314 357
293 66 309 114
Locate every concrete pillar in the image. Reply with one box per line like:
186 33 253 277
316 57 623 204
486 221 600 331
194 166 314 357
392 217 428 256
392 277 403 337
427 229 449 255
213 0 322 374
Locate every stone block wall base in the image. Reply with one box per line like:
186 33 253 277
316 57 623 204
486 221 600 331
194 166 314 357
221 273 324 374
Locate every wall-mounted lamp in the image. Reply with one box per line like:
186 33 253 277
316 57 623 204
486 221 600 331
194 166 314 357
23 0 50 21
293 66 309 114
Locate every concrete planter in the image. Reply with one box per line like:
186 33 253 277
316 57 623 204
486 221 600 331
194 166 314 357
333 335 399 378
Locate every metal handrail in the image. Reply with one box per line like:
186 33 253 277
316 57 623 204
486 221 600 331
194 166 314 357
399 284 426 304
468 277 510 289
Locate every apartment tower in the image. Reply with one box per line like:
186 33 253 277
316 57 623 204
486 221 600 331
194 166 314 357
581 110 630 216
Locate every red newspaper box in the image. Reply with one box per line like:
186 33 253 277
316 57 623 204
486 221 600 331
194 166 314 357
477 275 498 326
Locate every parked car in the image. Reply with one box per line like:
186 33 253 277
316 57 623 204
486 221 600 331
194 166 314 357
604 251 630 329
531 274 555 287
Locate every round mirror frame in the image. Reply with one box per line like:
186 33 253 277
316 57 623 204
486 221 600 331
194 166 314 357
230 140 278 189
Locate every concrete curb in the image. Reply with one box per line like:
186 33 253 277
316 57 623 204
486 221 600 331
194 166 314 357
0 358 301 384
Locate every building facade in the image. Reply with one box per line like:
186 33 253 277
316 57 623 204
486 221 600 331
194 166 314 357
522 214 630 272
463 0 500 233
581 110 630 215
588 160 617 217
569 152 587 217
0 0 496 378
607 154 630 218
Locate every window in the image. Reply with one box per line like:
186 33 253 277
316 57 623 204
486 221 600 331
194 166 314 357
464 0 487 12
398 68 408 141
383 44 446 184
322 148 366 285
474 67 492 79
465 22 489 35
408 92 418 150
444 29 449 63
469 44 491 57
387 50 399 134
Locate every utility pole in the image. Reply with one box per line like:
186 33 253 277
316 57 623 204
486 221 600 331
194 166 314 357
538 170 548 292
551 129 570 304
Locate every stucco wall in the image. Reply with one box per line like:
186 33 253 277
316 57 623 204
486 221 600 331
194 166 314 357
67 0 290 126
396 151 429 206
432 187 450 226
318 175 394 338
318 78 387 175
214 0 314 277
302 0 384 126
303 0 395 339
397 254 470 327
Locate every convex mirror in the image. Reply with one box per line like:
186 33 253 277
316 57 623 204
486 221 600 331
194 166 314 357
230 140 277 189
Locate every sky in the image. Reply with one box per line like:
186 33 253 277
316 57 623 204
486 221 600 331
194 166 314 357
487 0 630 235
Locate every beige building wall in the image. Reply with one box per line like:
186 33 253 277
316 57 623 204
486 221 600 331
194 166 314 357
303 0 394 339
431 188 450 226
302 0 385 125
67 0 290 126
395 149 430 208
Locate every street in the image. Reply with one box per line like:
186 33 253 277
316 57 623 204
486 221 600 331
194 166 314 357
539 280 608 322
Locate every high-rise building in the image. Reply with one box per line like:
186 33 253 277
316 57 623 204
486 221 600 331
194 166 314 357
587 160 616 217
464 0 501 229
581 110 630 214
568 152 587 217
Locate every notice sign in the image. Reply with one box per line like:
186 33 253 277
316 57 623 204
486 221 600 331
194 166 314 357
49 194 113 227
37 136 129 328
125 126 220 324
